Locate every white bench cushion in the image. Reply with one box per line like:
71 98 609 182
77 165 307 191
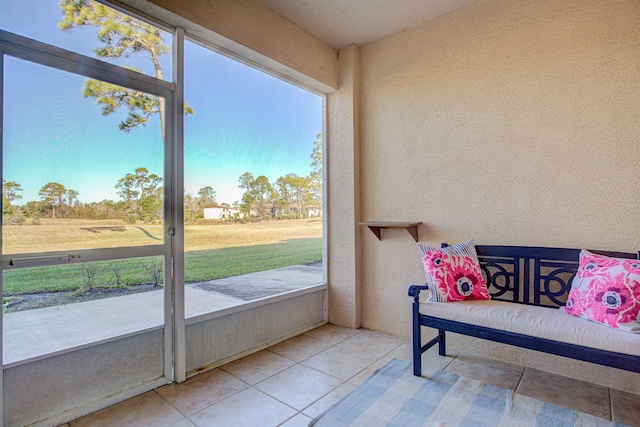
419 300 640 357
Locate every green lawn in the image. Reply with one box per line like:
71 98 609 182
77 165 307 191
2 219 322 295
184 238 321 283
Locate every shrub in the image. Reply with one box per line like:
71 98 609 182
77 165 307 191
141 259 163 287
76 263 100 295
112 264 130 289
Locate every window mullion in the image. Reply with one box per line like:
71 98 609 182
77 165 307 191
167 26 186 383
0 30 173 99
0 50 5 420
1 245 165 270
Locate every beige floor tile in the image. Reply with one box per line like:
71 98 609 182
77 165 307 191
303 323 361 344
337 330 406 358
254 364 343 410
302 345 379 380
347 355 394 385
302 382 356 418
612 389 640 427
169 419 197 427
156 368 248 416
386 342 458 371
517 368 611 421
383 341 413 361
268 334 332 362
219 349 295 385
279 413 312 427
189 388 296 427
444 352 524 391
70 391 185 427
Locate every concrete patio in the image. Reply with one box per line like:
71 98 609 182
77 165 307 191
3 265 323 366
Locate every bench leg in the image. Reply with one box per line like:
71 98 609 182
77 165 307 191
412 304 422 376
438 329 446 356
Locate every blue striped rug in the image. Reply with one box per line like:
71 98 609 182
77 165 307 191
309 359 627 427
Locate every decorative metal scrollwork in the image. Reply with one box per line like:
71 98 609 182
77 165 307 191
539 266 577 307
481 261 513 298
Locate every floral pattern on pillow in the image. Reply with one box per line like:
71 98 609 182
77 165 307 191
563 250 640 333
418 240 490 302
564 287 583 316
623 259 640 276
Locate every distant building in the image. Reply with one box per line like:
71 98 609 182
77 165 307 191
203 206 245 219
304 206 321 218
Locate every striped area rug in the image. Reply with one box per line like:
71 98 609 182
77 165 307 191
309 359 626 427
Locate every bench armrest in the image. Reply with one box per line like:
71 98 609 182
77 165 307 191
408 284 429 302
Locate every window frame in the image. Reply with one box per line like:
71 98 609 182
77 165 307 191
0 3 328 418
0 28 180 384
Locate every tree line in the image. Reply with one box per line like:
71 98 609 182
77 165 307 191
2 167 165 224
237 133 322 220
2 134 322 224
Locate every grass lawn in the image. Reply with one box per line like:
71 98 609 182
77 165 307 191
2 218 322 295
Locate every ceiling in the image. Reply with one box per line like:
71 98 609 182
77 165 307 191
258 0 475 50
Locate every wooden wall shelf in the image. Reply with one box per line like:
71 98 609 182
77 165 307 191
359 222 422 242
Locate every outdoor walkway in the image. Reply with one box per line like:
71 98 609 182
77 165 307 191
3 265 322 366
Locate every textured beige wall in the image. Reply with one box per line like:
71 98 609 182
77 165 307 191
126 0 337 92
358 0 640 391
327 45 362 328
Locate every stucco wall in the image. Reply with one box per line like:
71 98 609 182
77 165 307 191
327 45 362 328
357 0 640 390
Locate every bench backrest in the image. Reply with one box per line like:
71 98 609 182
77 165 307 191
474 245 638 308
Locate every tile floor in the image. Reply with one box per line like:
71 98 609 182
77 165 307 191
65 325 640 427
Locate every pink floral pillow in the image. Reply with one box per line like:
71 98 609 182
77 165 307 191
562 250 640 333
417 239 490 302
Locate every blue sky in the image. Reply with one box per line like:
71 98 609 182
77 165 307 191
0 0 322 205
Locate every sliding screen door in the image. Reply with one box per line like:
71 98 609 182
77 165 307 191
1 28 175 426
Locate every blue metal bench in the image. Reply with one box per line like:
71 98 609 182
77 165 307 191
409 245 640 376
